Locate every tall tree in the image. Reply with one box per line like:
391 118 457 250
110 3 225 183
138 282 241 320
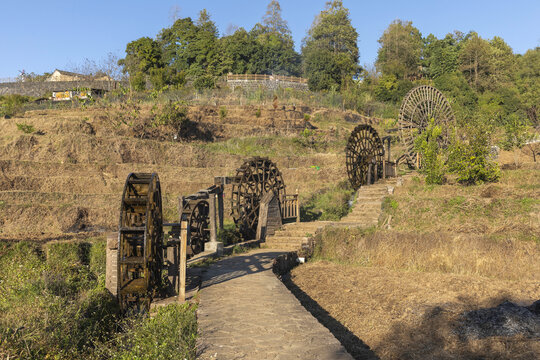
376 19 422 80
262 0 290 37
423 32 463 79
158 17 198 73
218 28 259 74
119 37 163 76
488 36 516 89
516 47 540 125
458 32 492 91
302 0 359 90
191 9 219 76
248 1 301 75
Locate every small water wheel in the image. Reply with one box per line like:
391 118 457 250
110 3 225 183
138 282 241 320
181 198 209 255
346 124 385 190
398 85 455 167
231 157 286 239
117 173 163 312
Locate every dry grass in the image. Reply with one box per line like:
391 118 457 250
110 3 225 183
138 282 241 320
313 228 539 281
290 262 540 360
383 168 539 240
0 104 364 239
289 151 539 359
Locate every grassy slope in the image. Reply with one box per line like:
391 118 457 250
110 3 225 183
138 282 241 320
0 95 383 358
290 153 539 359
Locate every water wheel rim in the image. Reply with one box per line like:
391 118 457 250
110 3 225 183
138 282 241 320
398 85 455 167
346 124 384 189
231 157 285 239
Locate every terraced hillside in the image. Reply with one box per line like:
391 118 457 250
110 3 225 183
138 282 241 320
0 104 379 241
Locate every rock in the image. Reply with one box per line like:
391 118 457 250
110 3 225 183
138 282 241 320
272 252 299 277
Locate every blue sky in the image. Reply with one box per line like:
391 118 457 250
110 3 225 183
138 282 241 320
0 0 538 79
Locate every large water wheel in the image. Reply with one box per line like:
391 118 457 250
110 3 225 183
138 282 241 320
231 157 286 239
398 85 455 167
346 124 385 190
117 173 163 312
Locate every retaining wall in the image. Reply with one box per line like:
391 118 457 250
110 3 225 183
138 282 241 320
0 81 126 97
227 79 309 92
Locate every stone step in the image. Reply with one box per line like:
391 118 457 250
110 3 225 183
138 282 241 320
264 243 302 251
265 236 309 243
272 229 320 237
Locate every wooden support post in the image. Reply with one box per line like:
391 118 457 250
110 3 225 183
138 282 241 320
217 186 224 230
416 152 420 168
208 194 218 243
105 232 118 296
383 159 386 179
295 189 300 223
179 220 188 303
205 194 223 255
374 163 379 182
367 163 373 185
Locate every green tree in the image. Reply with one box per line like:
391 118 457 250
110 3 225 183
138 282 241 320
516 47 540 126
459 32 492 91
488 36 516 89
118 37 162 74
262 0 290 37
118 37 163 90
376 20 422 79
191 9 219 76
302 0 359 90
248 1 301 75
159 17 198 73
423 32 463 79
218 28 260 74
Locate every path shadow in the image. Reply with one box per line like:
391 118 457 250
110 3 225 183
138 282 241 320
281 273 379 360
200 251 286 288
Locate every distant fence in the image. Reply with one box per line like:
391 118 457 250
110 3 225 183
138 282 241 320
226 74 309 91
227 74 308 84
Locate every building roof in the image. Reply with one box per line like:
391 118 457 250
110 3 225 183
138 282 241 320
53 69 86 77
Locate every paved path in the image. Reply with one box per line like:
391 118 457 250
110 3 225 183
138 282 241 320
197 249 354 360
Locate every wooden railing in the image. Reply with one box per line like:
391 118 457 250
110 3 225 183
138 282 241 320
227 74 308 84
281 192 300 223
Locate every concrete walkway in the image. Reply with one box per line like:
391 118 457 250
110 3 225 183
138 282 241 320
197 249 354 360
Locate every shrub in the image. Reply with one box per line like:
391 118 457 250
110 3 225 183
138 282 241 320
301 180 355 221
255 108 261 118
131 72 146 91
0 94 32 117
219 106 227 119
448 121 500 185
154 101 189 131
16 122 35 134
96 303 198 360
193 74 215 91
218 224 243 246
414 119 446 184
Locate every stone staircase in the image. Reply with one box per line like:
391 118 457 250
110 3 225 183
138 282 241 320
264 221 333 251
264 179 396 251
339 182 392 227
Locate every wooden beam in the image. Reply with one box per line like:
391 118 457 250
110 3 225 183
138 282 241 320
179 220 188 303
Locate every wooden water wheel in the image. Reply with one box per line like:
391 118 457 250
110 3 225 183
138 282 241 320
181 199 209 255
346 124 385 189
231 157 286 239
398 85 455 167
117 173 163 312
